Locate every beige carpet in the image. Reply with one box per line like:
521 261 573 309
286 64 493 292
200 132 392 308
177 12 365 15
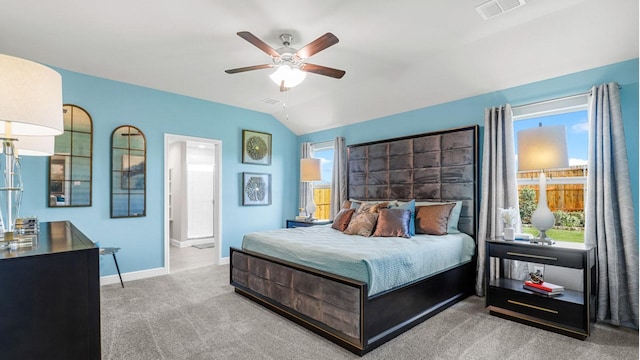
101 265 638 359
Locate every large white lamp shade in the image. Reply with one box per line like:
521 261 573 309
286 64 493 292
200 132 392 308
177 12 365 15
517 125 569 244
517 126 569 171
0 54 63 136
300 158 321 182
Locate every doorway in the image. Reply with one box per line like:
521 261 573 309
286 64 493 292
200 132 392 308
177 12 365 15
164 134 222 273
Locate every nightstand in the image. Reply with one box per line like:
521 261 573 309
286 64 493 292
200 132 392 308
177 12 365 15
286 219 332 228
485 239 596 340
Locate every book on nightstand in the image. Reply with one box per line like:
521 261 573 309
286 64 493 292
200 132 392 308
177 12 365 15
523 284 564 296
523 280 564 295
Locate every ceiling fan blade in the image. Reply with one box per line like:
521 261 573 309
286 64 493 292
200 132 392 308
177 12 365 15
237 31 280 57
225 64 273 74
300 63 346 79
295 33 339 59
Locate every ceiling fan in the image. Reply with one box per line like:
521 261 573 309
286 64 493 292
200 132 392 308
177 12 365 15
225 31 346 91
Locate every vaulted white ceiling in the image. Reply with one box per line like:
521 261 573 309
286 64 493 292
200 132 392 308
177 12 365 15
0 0 637 135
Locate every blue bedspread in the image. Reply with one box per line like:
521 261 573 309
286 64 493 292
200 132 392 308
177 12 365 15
242 225 476 296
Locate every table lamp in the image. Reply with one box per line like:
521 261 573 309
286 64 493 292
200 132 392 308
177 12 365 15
0 54 63 240
300 158 321 220
517 124 568 245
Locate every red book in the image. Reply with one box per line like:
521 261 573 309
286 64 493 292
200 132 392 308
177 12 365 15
524 280 564 293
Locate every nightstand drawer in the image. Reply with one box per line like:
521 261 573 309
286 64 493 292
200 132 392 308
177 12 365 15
488 287 585 330
488 242 583 268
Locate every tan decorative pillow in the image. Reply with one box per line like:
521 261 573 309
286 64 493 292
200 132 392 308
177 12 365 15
372 209 411 238
415 203 456 235
359 201 390 213
331 208 355 232
343 211 379 237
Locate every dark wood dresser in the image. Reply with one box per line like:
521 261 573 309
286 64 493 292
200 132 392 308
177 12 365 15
0 221 100 360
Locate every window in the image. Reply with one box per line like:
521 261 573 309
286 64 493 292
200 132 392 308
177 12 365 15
513 94 589 243
310 141 334 220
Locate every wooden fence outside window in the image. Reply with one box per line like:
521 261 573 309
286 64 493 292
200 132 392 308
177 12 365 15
517 166 587 212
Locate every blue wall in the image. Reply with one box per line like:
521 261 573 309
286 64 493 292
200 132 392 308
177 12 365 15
299 59 639 233
18 59 639 278
19 69 298 276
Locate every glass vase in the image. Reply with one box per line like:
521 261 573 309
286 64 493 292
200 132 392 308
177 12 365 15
0 139 23 240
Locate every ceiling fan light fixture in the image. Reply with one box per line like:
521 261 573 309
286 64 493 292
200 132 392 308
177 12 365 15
269 64 306 88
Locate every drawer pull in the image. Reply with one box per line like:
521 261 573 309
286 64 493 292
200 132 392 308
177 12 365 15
508 300 558 314
506 251 557 261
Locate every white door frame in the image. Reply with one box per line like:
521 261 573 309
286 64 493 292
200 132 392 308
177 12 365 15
164 134 222 272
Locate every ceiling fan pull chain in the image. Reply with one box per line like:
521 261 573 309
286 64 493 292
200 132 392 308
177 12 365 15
282 92 289 122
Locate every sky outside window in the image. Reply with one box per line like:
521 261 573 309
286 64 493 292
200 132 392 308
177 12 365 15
312 148 334 185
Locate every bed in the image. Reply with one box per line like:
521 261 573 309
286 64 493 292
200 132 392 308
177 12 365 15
230 125 478 355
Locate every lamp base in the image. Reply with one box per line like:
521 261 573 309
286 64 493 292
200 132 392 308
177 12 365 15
305 200 317 222
529 229 555 245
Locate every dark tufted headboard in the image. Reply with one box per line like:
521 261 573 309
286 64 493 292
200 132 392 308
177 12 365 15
347 125 478 238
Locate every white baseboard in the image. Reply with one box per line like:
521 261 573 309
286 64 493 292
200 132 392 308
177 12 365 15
101 257 228 286
100 267 167 286
170 238 214 248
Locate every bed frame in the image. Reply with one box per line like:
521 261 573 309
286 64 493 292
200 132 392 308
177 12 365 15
230 125 478 355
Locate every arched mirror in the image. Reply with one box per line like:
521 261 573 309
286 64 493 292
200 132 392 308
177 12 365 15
111 125 146 218
48 104 93 207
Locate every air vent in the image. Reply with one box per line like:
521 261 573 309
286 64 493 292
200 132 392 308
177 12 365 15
476 0 525 20
260 97 280 105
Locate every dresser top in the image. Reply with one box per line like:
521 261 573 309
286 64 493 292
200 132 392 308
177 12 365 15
0 221 96 260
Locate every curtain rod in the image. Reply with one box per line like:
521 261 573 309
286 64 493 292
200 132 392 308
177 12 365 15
511 84 622 111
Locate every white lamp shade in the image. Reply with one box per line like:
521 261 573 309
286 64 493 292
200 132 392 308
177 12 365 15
517 125 569 171
270 65 307 88
14 135 55 156
0 54 63 136
300 158 321 182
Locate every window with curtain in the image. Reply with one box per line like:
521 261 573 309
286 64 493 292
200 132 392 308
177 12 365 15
310 141 334 220
513 94 589 243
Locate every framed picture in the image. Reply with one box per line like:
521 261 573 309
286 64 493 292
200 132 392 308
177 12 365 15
242 172 271 206
121 154 145 190
242 130 272 165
